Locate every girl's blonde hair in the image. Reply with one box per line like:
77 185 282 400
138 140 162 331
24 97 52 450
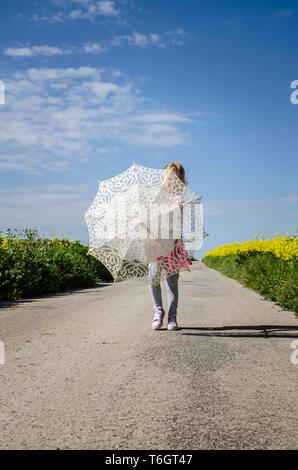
163 161 187 185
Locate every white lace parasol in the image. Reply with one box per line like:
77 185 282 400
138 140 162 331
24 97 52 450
84 162 208 285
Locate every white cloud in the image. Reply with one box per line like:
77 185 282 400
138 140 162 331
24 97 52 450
193 111 222 120
24 66 103 81
205 197 298 218
82 42 107 53
27 3 190 51
111 69 123 77
129 112 190 123
4 47 33 57
280 196 298 203
0 66 190 176
129 32 148 47
110 30 173 48
0 161 43 176
69 9 83 19
124 123 188 147
90 0 119 16
4 45 70 57
194 110 206 117
150 33 160 45
3 27 187 59
0 183 93 229
32 11 64 22
4 43 108 57
166 27 191 46
34 0 121 22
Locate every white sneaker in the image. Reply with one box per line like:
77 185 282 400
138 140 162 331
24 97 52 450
152 307 165 330
167 314 179 331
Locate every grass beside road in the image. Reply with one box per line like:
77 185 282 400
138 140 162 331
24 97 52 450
0 228 113 301
202 230 298 316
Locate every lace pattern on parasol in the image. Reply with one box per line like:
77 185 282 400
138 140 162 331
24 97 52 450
84 162 208 286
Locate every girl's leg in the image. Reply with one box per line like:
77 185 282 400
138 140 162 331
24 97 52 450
165 272 179 314
148 262 165 329
148 262 163 310
148 283 163 311
165 273 179 330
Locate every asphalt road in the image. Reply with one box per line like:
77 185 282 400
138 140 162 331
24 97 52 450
0 261 297 450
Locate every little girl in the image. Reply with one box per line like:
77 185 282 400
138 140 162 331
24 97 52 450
148 162 192 331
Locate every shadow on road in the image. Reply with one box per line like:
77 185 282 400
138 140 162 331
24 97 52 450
0 282 113 309
180 325 298 338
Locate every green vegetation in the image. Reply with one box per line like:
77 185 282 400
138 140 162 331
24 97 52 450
202 252 298 316
0 228 113 301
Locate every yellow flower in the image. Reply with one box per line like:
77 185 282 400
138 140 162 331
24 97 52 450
204 229 297 261
1 238 9 250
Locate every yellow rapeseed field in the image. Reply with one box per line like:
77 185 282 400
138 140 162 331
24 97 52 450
204 228 298 262
0 232 71 250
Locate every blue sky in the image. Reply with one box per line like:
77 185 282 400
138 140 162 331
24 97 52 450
0 0 297 259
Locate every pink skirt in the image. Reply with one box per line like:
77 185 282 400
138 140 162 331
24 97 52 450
156 238 192 271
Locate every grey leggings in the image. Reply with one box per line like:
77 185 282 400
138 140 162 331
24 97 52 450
148 272 179 316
